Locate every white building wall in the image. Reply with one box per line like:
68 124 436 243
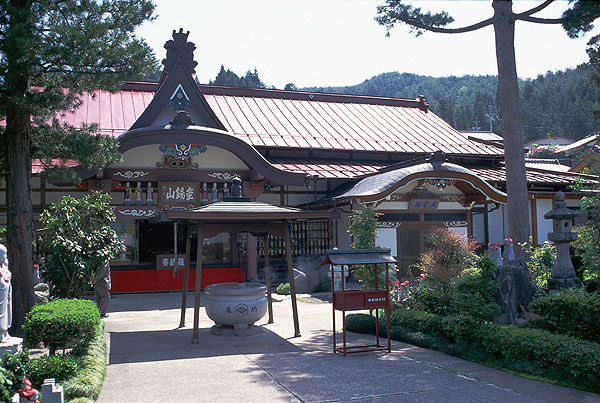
488 205 506 244
377 228 397 255
536 198 554 244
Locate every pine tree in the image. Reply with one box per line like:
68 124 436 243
0 0 157 334
375 0 570 259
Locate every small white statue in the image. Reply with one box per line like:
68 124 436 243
0 244 12 342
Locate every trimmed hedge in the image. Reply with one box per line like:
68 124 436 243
530 289 600 343
23 299 100 355
26 354 79 389
345 313 376 334
476 322 600 386
354 308 600 392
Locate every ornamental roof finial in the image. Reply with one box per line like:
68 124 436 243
162 28 198 75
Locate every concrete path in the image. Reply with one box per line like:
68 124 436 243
97 292 600 403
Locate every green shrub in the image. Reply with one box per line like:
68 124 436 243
23 299 100 355
455 255 497 301
40 192 121 299
475 322 600 387
440 315 481 344
406 253 501 321
391 309 481 344
345 313 377 334
530 289 600 343
452 293 501 321
276 282 290 295
390 308 445 338
407 279 454 315
521 239 555 287
572 224 600 281
26 354 79 389
314 280 331 293
0 350 28 403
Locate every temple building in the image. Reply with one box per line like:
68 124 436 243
18 30 584 292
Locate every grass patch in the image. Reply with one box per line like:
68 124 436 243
62 321 107 402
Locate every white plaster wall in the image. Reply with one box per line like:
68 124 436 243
471 209 486 244
487 205 506 244
377 228 397 256
536 198 554 244
112 145 250 171
378 201 409 210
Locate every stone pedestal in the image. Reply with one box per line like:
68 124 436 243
41 378 64 403
0 337 22 357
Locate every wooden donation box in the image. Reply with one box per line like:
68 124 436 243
322 248 396 356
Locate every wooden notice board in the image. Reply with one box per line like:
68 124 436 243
158 182 199 206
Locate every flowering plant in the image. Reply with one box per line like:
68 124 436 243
503 238 513 244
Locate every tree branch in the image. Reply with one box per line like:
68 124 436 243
384 14 494 35
517 16 563 25
413 16 494 34
514 0 555 18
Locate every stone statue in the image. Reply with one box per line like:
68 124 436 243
0 244 12 342
123 182 132 205
212 183 218 203
145 182 154 205
201 182 208 205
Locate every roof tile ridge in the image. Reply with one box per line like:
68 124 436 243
198 84 427 109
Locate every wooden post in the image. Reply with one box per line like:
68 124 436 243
173 222 179 277
284 221 300 337
192 222 204 344
264 234 273 323
179 223 192 328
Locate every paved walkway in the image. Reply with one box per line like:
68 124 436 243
97 292 600 403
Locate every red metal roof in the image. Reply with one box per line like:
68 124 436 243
53 82 503 158
269 157 386 179
58 85 155 137
201 87 502 157
469 166 578 185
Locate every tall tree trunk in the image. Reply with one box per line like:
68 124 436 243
493 0 530 259
6 0 35 336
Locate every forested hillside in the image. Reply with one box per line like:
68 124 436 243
301 69 600 143
206 67 600 143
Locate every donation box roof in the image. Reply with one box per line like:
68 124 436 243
322 248 397 266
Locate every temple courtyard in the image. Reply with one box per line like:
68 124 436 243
96 292 600 402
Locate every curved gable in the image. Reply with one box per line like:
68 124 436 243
117 126 307 186
335 159 507 204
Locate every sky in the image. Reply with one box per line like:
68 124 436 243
136 0 600 89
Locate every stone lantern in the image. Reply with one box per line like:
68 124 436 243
544 191 580 289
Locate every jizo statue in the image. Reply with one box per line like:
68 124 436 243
0 244 12 342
